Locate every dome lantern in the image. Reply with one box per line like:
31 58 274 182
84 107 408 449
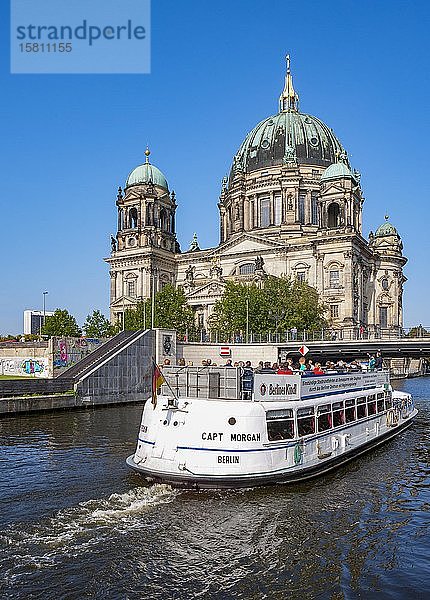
279 54 299 112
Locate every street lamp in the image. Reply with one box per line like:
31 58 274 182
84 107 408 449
42 291 48 335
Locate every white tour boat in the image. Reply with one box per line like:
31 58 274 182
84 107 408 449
126 367 417 489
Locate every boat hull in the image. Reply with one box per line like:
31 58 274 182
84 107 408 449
126 413 415 489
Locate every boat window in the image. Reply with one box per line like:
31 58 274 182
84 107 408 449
267 419 295 441
377 392 384 399
367 397 377 415
297 407 315 436
332 401 345 427
385 391 392 410
266 409 295 441
317 404 331 414
377 397 384 413
357 397 367 419
345 398 356 423
317 411 332 432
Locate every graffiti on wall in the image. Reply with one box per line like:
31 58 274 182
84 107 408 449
0 357 48 377
53 337 106 372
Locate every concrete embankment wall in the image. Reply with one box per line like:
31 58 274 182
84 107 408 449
0 393 148 416
0 337 108 378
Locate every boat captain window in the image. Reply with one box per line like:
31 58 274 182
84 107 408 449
345 398 356 423
332 401 345 427
357 397 367 419
317 404 332 432
297 406 315 437
266 409 295 441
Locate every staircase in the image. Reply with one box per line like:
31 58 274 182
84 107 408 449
58 330 146 382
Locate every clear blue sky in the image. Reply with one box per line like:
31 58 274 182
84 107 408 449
1 0 429 333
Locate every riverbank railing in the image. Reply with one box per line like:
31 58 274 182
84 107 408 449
179 326 430 345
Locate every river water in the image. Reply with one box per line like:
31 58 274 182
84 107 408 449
0 377 429 599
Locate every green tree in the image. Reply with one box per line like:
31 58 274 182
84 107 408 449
124 285 196 336
209 276 326 338
83 310 117 337
41 309 81 337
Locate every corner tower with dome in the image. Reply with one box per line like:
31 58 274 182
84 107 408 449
106 57 407 333
105 147 179 324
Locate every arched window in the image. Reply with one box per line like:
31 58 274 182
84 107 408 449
129 207 138 229
327 203 340 228
239 263 255 275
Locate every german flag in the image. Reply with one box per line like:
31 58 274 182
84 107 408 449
152 363 165 408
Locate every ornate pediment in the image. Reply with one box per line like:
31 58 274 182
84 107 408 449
213 232 285 258
111 295 140 308
321 183 345 196
186 281 227 301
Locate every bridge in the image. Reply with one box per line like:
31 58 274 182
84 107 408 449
186 326 430 359
179 327 430 378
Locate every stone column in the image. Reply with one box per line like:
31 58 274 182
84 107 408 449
271 193 276 226
110 271 117 302
244 198 250 231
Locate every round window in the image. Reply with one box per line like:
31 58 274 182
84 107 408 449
261 139 270 149
310 137 319 146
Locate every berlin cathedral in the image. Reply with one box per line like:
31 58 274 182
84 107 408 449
106 58 407 334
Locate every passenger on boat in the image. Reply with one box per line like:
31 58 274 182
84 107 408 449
286 358 294 371
375 352 384 371
313 362 324 375
368 355 376 371
298 357 307 372
347 360 361 371
224 359 233 367
242 362 254 399
277 362 293 375
260 362 276 373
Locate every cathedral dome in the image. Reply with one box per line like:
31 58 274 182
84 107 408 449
232 111 346 175
126 149 168 190
375 217 398 238
229 57 347 177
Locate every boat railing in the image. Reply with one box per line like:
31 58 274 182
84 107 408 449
160 366 391 402
160 366 241 400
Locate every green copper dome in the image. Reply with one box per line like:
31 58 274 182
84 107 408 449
229 58 349 178
375 218 398 237
321 161 355 181
231 110 347 176
126 150 168 190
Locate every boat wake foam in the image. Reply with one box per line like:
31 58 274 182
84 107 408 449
0 484 178 581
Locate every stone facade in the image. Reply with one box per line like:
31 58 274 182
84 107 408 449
105 59 407 333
